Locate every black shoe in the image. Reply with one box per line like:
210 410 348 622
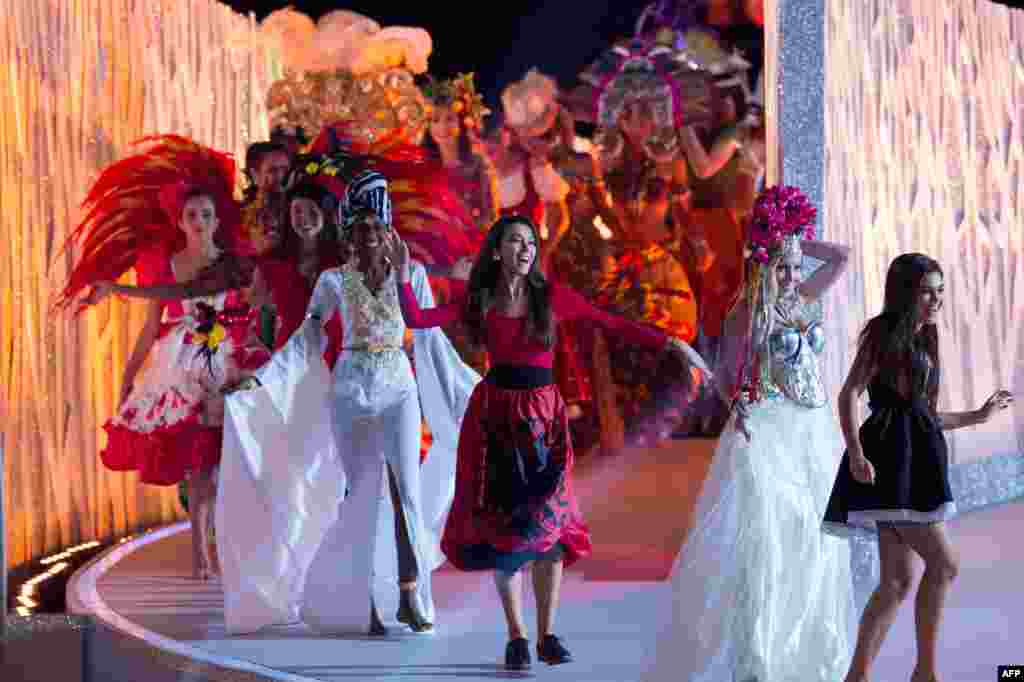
504 637 531 670
537 634 572 665
396 591 434 633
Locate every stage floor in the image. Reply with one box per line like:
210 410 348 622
71 439 1023 681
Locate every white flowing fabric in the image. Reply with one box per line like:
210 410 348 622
645 399 855 682
216 262 479 635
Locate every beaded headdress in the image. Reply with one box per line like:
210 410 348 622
423 72 491 131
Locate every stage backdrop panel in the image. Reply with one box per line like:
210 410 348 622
0 0 280 571
823 0 1024 464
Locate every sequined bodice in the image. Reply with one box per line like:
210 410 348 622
762 304 827 408
338 267 405 349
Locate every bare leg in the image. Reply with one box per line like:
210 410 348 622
532 557 564 638
187 476 204 579
192 468 217 580
897 524 958 682
844 527 915 682
494 569 528 640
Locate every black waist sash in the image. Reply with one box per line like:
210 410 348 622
486 365 553 390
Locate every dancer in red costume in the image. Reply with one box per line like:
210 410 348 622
58 135 270 580
388 215 709 670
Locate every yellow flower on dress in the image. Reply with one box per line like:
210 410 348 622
305 162 320 174
323 166 338 176
194 322 227 352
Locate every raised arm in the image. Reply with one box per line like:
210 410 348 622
798 239 851 303
681 126 741 179
389 232 465 329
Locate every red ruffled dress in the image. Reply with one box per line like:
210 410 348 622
398 279 669 572
101 246 270 485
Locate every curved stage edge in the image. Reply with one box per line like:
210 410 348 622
65 440 1024 682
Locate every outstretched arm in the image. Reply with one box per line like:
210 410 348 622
798 239 851 302
552 283 712 374
79 255 256 306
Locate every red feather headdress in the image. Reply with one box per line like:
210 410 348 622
56 135 240 312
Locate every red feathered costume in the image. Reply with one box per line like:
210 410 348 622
59 135 270 485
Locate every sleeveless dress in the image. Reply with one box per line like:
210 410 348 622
101 246 269 485
646 299 854 682
824 349 956 534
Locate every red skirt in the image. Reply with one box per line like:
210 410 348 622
442 370 592 572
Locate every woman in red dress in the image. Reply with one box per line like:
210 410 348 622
59 136 271 580
388 215 709 670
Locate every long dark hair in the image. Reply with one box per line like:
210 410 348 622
270 182 340 266
464 215 555 349
857 253 943 408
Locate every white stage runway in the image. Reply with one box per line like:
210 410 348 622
68 439 1024 682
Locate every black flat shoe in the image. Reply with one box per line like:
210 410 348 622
504 637 531 670
537 634 572 665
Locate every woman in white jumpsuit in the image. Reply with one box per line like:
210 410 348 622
216 171 480 635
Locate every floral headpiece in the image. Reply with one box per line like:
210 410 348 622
744 185 817 264
423 73 491 130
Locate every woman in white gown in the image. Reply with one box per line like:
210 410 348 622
646 185 855 682
216 170 480 635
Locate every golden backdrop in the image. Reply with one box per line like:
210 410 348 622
0 0 280 570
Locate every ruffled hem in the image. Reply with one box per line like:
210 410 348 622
823 502 958 538
101 419 222 486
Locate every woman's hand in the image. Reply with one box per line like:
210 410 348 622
979 389 1014 422
733 402 752 441
220 376 261 396
849 451 876 485
385 231 412 283
450 256 473 281
666 337 713 378
78 281 117 311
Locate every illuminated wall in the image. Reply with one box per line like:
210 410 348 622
0 0 279 570
823 0 1024 463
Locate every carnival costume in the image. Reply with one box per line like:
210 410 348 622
216 171 480 635
58 135 269 486
646 186 854 682
557 29 745 443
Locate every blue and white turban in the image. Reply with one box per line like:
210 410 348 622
340 170 391 229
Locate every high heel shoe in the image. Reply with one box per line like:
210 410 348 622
368 601 388 637
395 588 434 633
